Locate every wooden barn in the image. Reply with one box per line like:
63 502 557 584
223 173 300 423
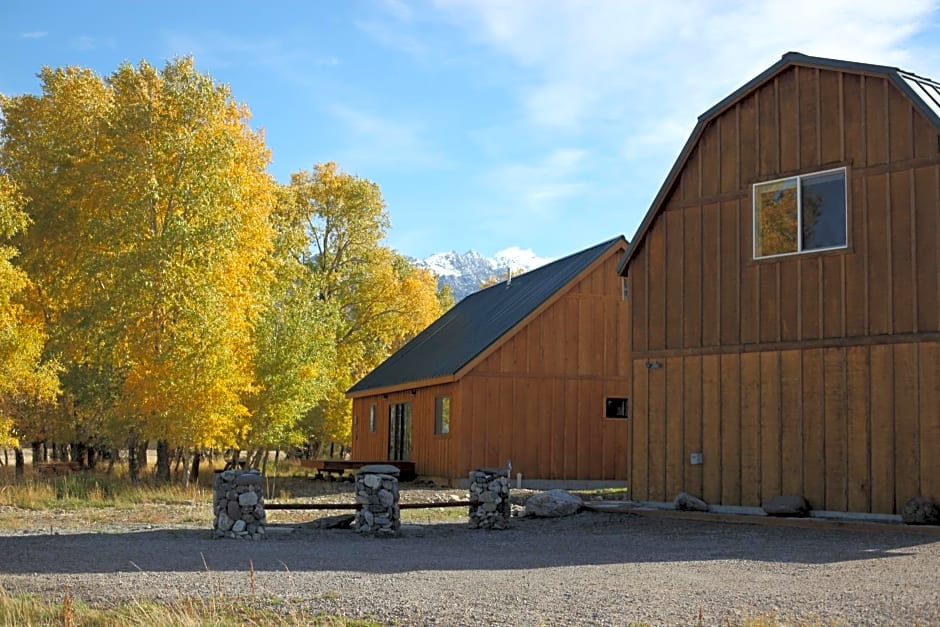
617 52 940 515
348 237 630 484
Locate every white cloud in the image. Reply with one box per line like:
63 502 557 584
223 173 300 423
20 31 47 39
435 0 939 134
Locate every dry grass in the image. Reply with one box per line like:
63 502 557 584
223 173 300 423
0 587 381 626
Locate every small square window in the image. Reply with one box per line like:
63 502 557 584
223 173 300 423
435 396 451 435
605 397 629 418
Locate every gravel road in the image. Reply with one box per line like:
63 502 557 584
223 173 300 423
2 510 939 626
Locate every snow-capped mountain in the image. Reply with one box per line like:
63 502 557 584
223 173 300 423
415 247 554 301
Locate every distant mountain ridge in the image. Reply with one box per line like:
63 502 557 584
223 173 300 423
414 247 553 301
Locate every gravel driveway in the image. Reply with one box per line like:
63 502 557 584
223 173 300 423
2 510 939 625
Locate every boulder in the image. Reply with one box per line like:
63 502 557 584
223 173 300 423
762 495 810 517
674 492 709 512
524 489 583 517
901 497 940 525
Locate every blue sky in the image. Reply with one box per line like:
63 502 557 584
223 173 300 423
2 1 940 260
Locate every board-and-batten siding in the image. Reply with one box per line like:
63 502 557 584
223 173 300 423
353 250 631 482
628 64 940 513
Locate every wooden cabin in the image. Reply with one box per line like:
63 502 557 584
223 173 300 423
348 237 630 484
617 52 940 515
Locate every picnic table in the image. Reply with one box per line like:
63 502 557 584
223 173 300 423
299 459 416 482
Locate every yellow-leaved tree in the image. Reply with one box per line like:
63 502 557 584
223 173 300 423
0 175 59 471
1 59 277 482
286 163 448 451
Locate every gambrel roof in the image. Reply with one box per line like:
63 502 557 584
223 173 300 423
617 51 940 276
348 236 627 397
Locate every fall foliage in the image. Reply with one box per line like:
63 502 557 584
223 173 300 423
0 60 449 478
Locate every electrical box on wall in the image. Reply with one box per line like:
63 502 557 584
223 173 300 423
690 452 703 465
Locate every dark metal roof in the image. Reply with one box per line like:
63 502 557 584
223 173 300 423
348 236 626 395
617 51 940 276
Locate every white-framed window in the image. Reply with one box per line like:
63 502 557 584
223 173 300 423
753 167 847 259
621 277 629 300
434 396 451 435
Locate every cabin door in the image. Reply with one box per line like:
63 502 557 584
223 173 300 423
388 402 412 461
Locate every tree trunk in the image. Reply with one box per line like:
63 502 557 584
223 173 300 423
227 448 242 470
87 447 97 470
249 448 265 470
127 437 140 483
106 447 117 475
155 439 171 482
189 450 202 484
137 442 149 469
31 442 41 466
72 442 86 469
14 448 24 478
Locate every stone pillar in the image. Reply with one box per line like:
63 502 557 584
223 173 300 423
213 469 265 540
355 464 400 535
468 468 510 529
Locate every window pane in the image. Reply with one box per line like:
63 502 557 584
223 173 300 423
801 171 846 250
435 396 450 435
755 179 799 257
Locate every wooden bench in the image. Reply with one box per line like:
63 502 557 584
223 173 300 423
298 459 417 482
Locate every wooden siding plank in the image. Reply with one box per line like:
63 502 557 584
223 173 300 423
577 378 594 478
780 350 804 496
701 203 721 347
800 258 821 340
758 82 778 177
893 343 919 513
798 66 820 170
665 357 684 498
720 106 739 193
683 355 704 499
779 68 799 173
914 104 940 159
801 349 826 509
843 74 866 167
739 90 758 186
846 346 871 512
869 344 895 513
740 352 761 506
759 351 782 500
720 353 741 505
647 362 667 501
757 263 780 343
866 173 892 335
630 245 648 354
631 361 649 500
719 200 740 345
822 255 844 338
701 354 722 503
647 222 667 351
683 205 703 348
563 378 580 478
890 170 915 334
919 342 940 502
665 211 684 350
845 174 867 336
914 166 939 332
702 120 720 198
865 77 889 166
550 377 565 479
564 296 580 373
740 221 761 344
888 83 914 163
778 259 798 342
819 69 842 165
823 348 847 511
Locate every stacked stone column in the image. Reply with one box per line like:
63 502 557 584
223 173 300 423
213 469 265 540
355 464 400 535
468 468 510 529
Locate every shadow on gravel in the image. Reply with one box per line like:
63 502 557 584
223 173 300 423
1 512 938 575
